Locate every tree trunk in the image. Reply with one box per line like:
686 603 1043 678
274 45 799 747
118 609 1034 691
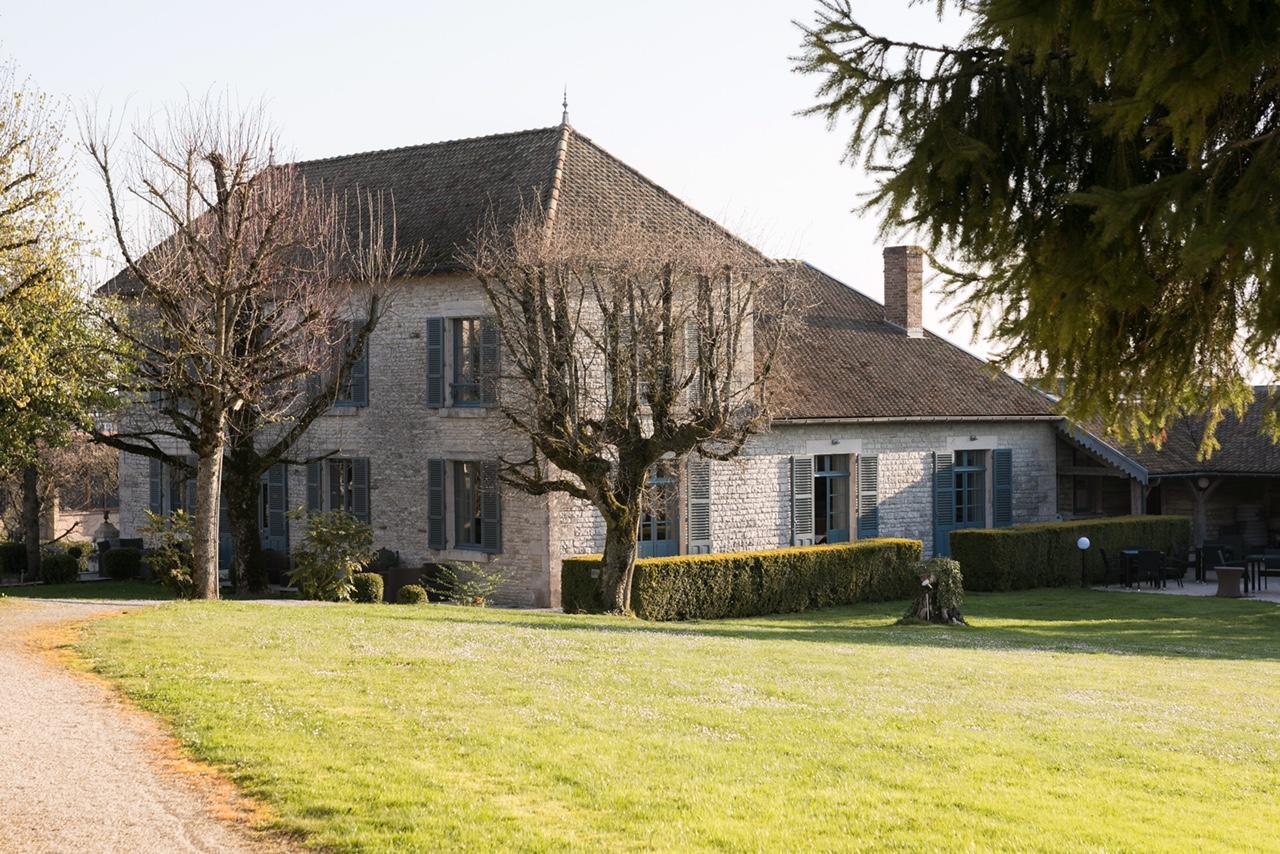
22 464 41 583
599 514 641 614
192 448 225 600
223 470 267 594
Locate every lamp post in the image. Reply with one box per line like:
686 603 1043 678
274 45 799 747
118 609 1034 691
1077 536 1091 587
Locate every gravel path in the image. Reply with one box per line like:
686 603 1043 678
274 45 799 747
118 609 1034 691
0 599 286 853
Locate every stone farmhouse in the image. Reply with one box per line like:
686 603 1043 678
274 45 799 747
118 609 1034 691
113 120 1075 607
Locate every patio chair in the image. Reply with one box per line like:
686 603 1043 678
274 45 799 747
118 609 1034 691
1161 549 1191 589
1099 549 1124 587
1135 550 1165 589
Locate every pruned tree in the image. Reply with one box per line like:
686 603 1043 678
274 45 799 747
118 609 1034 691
796 0 1280 453
85 99 408 599
466 211 803 613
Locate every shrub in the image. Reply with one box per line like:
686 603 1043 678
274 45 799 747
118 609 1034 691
396 583 428 605
900 557 965 624
351 572 385 604
0 542 26 579
102 547 143 580
428 561 507 606
64 540 93 572
288 510 376 601
563 539 923 621
949 515 1191 591
39 552 80 585
140 510 195 598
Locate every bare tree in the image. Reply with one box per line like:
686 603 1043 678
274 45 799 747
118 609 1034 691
466 212 802 612
85 99 407 599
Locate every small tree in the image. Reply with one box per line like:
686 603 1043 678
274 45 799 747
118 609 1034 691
86 98 405 599
288 509 375 601
466 212 802 613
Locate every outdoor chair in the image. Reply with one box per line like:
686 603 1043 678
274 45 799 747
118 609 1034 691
1099 549 1123 587
1135 550 1165 589
1161 550 1191 588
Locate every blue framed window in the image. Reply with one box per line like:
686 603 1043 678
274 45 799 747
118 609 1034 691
452 318 483 406
953 450 987 527
639 463 679 558
453 460 501 552
814 454 850 544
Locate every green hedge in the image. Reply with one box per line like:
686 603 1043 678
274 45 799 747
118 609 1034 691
40 552 81 585
102 547 143 580
950 515 1191 591
562 539 923 621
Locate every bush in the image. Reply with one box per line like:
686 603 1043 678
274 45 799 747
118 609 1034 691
63 541 92 572
102 547 143 580
39 552 80 585
0 542 26 579
900 557 965 624
949 515 1191 591
288 510 376 601
428 561 507 606
396 583 428 605
140 511 195 598
351 572 385 604
563 539 923 621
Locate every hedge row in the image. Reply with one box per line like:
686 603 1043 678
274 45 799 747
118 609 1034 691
950 515 1191 591
563 539 923 621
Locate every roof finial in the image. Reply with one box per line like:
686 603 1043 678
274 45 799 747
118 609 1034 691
561 86 570 126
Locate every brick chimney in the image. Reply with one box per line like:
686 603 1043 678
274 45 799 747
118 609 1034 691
883 245 925 338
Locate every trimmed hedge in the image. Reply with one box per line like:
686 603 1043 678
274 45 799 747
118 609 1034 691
950 515 1191 591
40 552 81 585
562 539 923 621
352 572 385 604
102 547 143 580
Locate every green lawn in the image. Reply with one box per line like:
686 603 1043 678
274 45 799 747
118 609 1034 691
0 579 175 600
74 591 1280 852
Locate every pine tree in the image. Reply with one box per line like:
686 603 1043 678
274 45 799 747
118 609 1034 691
797 1 1280 452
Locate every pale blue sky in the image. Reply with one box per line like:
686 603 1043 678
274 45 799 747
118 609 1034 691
4 1 984 353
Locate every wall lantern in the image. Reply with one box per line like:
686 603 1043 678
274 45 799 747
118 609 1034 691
1196 476 1211 490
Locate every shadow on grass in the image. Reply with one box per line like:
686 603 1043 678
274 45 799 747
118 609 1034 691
427 589 1280 663
0 579 175 601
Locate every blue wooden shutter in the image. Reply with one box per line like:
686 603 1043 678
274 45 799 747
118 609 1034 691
857 454 880 539
685 319 701 408
265 464 288 549
352 458 370 524
993 448 1013 528
480 460 501 552
306 462 323 513
348 321 369 407
479 318 500 405
426 317 445 406
427 458 447 549
791 455 815 546
148 458 163 514
687 458 712 554
933 452 955 556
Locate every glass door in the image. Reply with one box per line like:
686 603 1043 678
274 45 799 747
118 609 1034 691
638 464 679 558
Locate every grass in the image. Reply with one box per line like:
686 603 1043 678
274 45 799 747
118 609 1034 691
74 590 1280 852
0 579 175 600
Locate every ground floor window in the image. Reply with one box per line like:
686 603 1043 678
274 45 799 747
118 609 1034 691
814 454 850 544
953 450 987 527
639 463 678 558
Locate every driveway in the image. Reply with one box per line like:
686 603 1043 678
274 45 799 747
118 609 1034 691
0 599 287 853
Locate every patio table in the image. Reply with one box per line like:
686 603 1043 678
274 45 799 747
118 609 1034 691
1215 565 1246 598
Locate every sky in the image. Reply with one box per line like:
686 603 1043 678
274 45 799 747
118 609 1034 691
2 0 987 355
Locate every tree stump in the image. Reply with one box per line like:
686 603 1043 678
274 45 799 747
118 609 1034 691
899 558 967 625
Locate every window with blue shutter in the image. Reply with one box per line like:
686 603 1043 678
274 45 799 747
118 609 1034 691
148 458 163 514
685 319 702 408
305 462 323 513
321 457 371 523
427 458 446 549
335 321 369 407
426 317 445 407
857 454 880 539
479 319 500 405
993 448 1013 528
351 458 370 524
933 451 956 556
791 456 815 546
686 458 712 554
480 461 501 553
262 464 289 552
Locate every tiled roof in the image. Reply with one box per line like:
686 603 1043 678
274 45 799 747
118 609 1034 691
769 263 1058 421
101 124 757 293
1124 388 1280 476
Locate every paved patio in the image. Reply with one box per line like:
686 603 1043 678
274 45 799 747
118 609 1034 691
1094 575 1280 604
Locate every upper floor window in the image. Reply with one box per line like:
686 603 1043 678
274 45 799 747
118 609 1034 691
334 321 370 408
427 316 499 407
452 318 484 406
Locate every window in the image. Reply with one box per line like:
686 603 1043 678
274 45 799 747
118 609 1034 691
1073 477 1101 516
330 321 369 407
639 463 678 558
451 460 501 552
452 318 483 405
305 457 370 523
814 454 850 544
953 450 987 527
59 473 119 512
